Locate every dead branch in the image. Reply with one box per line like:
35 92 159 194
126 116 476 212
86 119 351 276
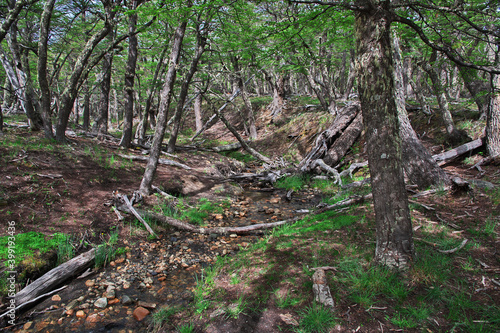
0 285 67 319
115 198 300 235
437 239 468 254
315 193 373 215
312 269 334 308
432 138 483 166
119 194 157 238
117 153 191 170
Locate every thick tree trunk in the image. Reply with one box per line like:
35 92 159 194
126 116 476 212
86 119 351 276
139 20 188 195
392 32 450 189
486 73 500 157
458 67 490 118
120 0 138 148
37 0 56 139
355 1 413 269
167 32 206 153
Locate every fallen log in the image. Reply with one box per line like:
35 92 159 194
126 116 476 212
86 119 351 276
298 103 360 172
212 141 243 152
432 138 483 166
14 248 95 311
119 194 157 238
315 193 373 215
117 154 191 170
115 200 300 235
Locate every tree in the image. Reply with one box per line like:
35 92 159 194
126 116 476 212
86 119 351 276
139 15 189 195
355 0 413 269
119 0 140 148
37 0 57 139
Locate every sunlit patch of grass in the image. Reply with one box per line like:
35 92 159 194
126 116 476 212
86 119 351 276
275 174 310 191
297 302 337 333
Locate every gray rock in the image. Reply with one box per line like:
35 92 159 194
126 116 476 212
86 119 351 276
94 297 108 309
122 295 134 305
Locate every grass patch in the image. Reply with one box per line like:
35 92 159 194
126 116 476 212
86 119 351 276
0 231 69 267
297 302 337 333
275 175 310 191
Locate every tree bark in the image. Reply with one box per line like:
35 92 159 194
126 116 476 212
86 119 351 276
421 51 467 144
119 0 139 148
232 56 257 139
392 32 450 189
139 19 188 195
37 0 56 139
486 73 500 157
194 87 203 132
14 248 95 310
94 50 113 138
167 31 207 153
55 4 115 142
355 1 413 269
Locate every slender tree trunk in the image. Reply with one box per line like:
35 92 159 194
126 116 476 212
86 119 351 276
2 78 14 111
232 56 257 139
355 1 413 269
167 32 206 153
137 45 169 144
94 50 113 137
37 0 56 139
421 51 467 144
392 32 450 189
139 19 188 195
82 83 91 130
120 0 138 148
194 87 203 132
55 8 114 142
486 73 500 157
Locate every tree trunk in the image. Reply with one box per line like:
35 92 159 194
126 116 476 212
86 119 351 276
486 73 500 157
139 19 188 195
167 31 206 153
392 32 450 189
94 50 113 138
355 1 413 269
120 0 139 148
37 0 56 139
55 8 114 142
421 51 467 144
232 56 257 139
194 87 203 132
137 45 169 144
82 82 91 130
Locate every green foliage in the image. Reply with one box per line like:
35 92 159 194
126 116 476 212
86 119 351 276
151 306 179 329
220 151 256 164
94 231 118 268
274 289 302 309
158 197 228 226
177 323 194 333
0 232 69 267
57 236 75 265
296 302 337 333
275 175 310 191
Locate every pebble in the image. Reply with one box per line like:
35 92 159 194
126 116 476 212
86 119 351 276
94 297 108 309
51 294 61 302
76 310 86 319
122 295 134 305
132 307 150 321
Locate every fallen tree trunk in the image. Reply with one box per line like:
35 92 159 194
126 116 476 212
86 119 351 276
212 141 243 152
117 153 191 170
432 138 483 166
315 193 373 214
298 103 361 172
14 248 95 310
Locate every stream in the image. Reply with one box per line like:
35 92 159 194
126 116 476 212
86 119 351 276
11 187 323 333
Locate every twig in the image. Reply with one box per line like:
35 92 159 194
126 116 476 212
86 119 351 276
437 239 468 254
311 266 337 271
112 206 124 221
408 199 435 211
121 194 158 238
0 285 67 319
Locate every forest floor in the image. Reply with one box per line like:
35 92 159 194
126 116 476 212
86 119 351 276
0 97 499 333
